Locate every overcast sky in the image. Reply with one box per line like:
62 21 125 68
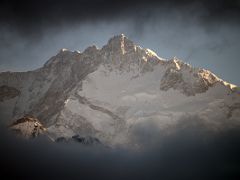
0 0 240 85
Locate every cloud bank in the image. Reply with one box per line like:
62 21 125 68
1 117 240 180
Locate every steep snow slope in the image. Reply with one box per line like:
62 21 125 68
0 34 239 146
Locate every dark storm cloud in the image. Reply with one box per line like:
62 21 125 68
1 119 240 180
1 0 239 49
1 0 240 34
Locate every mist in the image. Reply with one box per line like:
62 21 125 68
1 117 240 180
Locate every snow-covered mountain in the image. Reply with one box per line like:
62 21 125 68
0 34 240 146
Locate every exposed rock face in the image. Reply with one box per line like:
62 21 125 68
0 85 20 101
160 59 220 96
10 116 46 138
0 34 239 146
101 34 163 73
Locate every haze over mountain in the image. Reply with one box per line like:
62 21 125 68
0 34 239 147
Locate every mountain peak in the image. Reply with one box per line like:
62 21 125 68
57 48 71 55
103 34 135 54
60 48 69 52
109 33 126 41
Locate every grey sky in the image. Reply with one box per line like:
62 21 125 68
0 4 239 85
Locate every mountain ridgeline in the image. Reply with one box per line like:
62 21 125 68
0 34 239 147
